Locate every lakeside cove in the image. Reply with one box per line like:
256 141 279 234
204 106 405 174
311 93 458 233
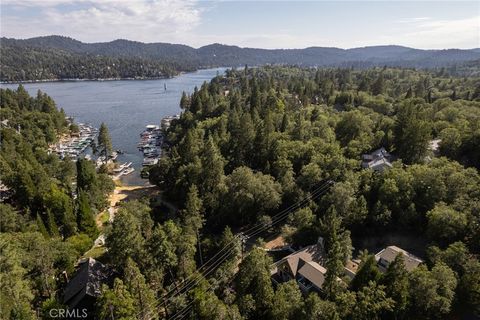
1 67 227 185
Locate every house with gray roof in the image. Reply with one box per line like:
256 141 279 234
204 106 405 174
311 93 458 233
63 258 115 319
362 147 394 172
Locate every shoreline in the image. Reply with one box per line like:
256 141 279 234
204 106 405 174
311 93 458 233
0 66 226 85
0 75 177 85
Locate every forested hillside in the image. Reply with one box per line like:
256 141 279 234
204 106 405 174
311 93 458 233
2 35 480 81
0 87 114 318
0 45 184 82
1 66 479 319
121 66 480 319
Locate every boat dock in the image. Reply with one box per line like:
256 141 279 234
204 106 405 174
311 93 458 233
112 161 134 180
138 114 179 175
50 121 98 160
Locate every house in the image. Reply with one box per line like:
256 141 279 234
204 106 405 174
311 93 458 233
361 147 394 172
271 242 326 293
296 260 328 293
374 246 423 272
63 258 115 319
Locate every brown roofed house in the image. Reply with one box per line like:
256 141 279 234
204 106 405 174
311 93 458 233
375 246 423 272
271 240 331 293
296 260 328 292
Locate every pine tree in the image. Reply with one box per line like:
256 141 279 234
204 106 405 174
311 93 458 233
36 214 49 238
180 91 189 109
0 238 35 319
200 137 225 208
235 248 274 318
394 100 431 164
124 258 158 320
47 210 60 238
97 279 136 320
98 122 113 161
76 158 97 192
353 281 394 320
381 254 409 318
106 207 147 270
371 73 385 96
179 185 204 269
321 207 352 300
149 222 179 275
351 255 381 291
76 189 98 239
181 185 204 234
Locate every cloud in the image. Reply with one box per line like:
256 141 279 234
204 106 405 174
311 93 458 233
1 1 478 49
1 0 203 42
398 15 480 49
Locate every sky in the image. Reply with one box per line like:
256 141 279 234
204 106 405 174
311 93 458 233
1 0 479 49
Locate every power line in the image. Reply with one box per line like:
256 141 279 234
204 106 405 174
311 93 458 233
138 180 334 319
162 180 331 301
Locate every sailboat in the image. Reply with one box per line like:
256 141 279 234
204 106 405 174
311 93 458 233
164 83 167 91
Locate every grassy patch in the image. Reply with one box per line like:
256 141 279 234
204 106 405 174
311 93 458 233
83 246 107 261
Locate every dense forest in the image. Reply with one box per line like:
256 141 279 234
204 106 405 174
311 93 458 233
1 66 480 320
0 45 183 82
146 66 480 319
1 35 480 82
0 87 114 318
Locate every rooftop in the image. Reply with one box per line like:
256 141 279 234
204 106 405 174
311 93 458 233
271 243 324 277
63 258 114 309
297 260 327 290
375 246 423 272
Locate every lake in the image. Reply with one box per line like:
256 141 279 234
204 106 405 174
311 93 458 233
1 68 226 185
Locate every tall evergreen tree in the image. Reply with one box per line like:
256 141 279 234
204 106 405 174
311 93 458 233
394 100 431 164
76 158 97 192
97 122 113 161
351 255 381 291
177 185 204 278
321 207 352 300
124 258 158 320
36 214 49 238
371 73 385 95
199 137 225 208
76 189 98 239
235 247 274 318
352 281 394 320
46 210 60 238
97 279 136 320
381 254 410 318
271 281 304 320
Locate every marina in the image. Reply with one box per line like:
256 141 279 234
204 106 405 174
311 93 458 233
137 115 179 177
1 68 227 185
49 119 97 160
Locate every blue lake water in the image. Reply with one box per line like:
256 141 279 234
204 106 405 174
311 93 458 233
1 68 226 185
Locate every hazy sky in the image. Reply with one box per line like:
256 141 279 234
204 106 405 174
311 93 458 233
1 0 479 49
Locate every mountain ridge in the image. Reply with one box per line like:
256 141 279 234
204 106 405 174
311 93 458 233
2 35 479 81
